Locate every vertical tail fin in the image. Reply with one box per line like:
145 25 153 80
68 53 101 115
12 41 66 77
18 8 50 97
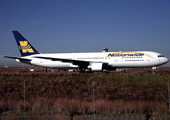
12 31 40 57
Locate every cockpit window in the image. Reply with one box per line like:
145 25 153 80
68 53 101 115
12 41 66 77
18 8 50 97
158 55 164 57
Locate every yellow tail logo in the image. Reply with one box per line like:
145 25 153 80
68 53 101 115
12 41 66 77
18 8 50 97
19 41 34 53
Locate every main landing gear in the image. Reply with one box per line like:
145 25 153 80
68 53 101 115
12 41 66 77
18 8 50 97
78 68 93 73
78 68 86 73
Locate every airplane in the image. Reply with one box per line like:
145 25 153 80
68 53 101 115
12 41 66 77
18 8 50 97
3 31 169 73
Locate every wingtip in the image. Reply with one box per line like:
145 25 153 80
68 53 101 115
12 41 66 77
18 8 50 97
2 56 9 58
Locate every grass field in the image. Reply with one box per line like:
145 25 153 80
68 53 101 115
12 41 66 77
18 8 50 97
0 67 170 118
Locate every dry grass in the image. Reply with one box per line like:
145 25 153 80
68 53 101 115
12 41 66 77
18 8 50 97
0 67 170 116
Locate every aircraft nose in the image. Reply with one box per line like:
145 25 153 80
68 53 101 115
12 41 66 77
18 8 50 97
164 57 169 64
166 57 169 63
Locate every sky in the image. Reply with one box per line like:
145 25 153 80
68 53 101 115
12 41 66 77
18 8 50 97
0 0 170 67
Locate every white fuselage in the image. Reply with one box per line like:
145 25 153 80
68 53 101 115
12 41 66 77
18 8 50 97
17 51 169 70
6 31 168 72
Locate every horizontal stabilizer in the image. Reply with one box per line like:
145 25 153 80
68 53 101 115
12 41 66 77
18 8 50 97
3 56 31 61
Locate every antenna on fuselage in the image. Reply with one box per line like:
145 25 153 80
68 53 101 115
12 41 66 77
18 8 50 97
102 48 108 52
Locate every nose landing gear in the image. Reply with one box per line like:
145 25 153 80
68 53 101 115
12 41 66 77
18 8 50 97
152 67 157 73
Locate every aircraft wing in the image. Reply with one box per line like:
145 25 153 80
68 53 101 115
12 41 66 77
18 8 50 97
3 56 31 61
35 56 110 71
35 56 90 66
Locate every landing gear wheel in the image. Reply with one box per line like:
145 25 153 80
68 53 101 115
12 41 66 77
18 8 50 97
152 67 156 74
78 68 85 73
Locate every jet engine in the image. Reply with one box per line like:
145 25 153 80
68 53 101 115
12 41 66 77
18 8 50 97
88 63 117 71
90 63 103 71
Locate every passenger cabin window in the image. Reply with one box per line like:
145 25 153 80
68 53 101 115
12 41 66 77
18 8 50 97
158 55 164 57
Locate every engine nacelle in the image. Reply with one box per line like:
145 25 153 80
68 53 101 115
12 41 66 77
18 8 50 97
89 63 103 71
88 63 117 72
